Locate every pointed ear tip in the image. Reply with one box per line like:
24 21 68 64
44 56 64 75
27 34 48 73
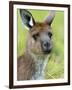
19 9 30 16
19 9 25 13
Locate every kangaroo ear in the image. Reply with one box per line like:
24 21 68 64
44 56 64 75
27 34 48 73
44 10 55 25
20 9 35 29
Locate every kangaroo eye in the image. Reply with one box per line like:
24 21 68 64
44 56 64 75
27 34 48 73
48 32 52 38
32 33 39 40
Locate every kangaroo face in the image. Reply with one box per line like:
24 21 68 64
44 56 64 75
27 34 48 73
20 9 55 55
29 23 52 54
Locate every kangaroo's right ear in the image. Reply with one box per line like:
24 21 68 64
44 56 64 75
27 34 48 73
44 10 55 25
20 9 35 29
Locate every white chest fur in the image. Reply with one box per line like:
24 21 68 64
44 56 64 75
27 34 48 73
31 54 49 80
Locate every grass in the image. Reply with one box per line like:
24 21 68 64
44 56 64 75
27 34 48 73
17 9 64 79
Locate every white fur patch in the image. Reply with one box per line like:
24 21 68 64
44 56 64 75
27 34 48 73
31 53 49 80
29 17 34 27
32 38 35 44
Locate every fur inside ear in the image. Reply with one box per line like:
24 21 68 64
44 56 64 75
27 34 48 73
29 17 34 27
20 9 35 29
45 10 55 25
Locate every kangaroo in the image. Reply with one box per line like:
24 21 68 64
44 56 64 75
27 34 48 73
17 9 55 80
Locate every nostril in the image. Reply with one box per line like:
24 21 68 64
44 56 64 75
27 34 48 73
43 42 50 48
44 43 47 47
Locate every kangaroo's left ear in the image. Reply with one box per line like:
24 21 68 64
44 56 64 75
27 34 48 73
44 10 56 25
20 9 35 29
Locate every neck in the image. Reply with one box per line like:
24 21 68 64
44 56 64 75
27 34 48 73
25 45 49 80
30 53 49 80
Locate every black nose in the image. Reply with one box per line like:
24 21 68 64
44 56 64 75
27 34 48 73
42 41 52 54
43 42 50 48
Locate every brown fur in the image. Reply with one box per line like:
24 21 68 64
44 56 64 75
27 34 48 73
17 53 36 80
29 22 52 54
30 22 51 34
17 23 52 80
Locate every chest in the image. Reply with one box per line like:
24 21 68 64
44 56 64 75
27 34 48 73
31 56 48 80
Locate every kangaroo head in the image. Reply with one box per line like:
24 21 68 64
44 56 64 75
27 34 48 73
20 9 55 55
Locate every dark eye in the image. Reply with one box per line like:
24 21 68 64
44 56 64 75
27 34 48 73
48 32 52 38
32 33 39 40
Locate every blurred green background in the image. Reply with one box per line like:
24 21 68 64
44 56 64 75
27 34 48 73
17 9 64 79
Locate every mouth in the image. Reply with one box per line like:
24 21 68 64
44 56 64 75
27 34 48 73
43 49 52 54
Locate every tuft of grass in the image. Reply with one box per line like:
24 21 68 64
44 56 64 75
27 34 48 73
45 53 64 79
17 9 64 79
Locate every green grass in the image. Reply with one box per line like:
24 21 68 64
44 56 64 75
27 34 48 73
17 9 64 79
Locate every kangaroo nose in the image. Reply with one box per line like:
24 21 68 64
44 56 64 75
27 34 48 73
43 42 50 48
41 41 52 54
